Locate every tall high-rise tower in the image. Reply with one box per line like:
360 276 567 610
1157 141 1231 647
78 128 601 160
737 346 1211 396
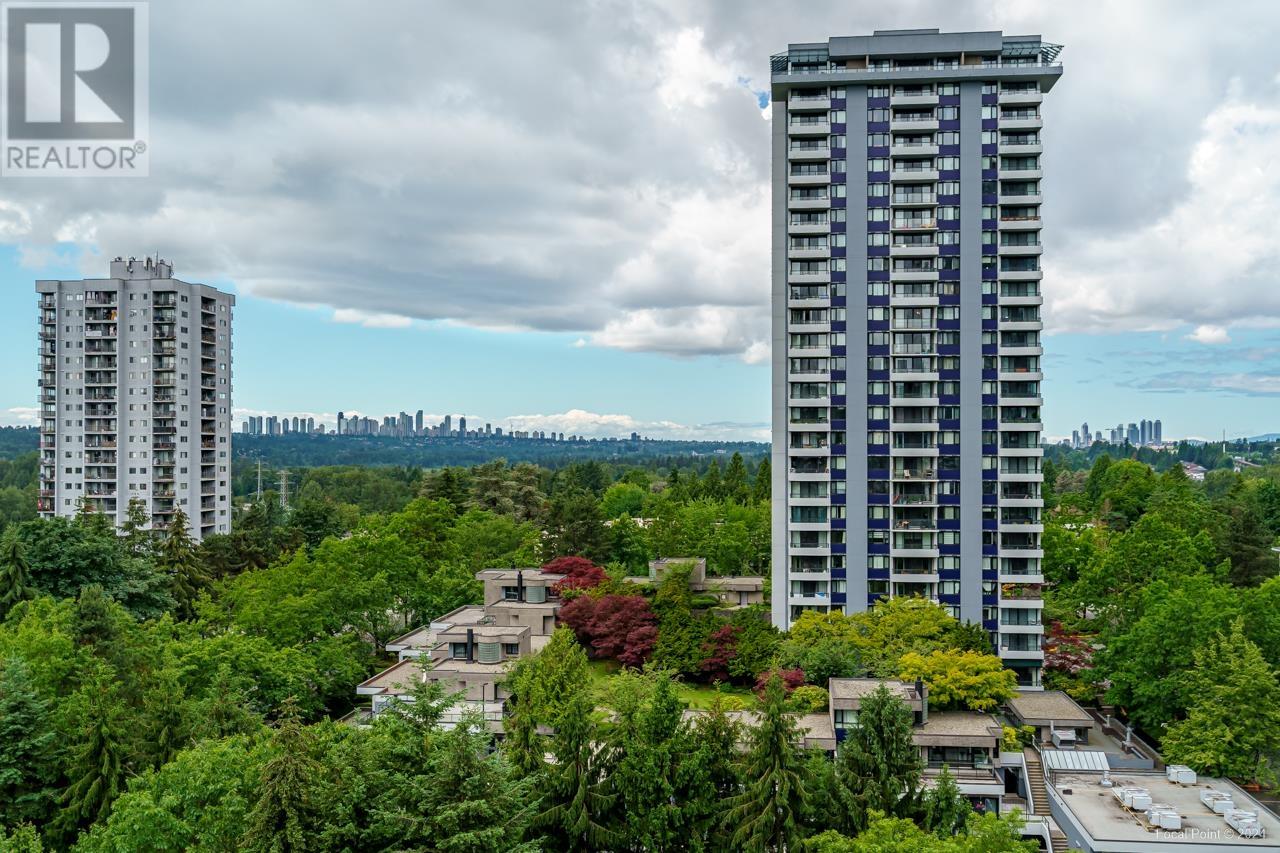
38 257 234 539
770 30 1062 689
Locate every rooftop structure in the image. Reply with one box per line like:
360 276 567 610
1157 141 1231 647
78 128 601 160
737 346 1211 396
625 558 766 608
1047 766 1280 851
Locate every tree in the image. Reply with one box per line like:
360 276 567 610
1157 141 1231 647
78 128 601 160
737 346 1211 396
58 680 128 833
922 766 971 836
543 489 610 563
158 507 208 621
558 594 657 667
505 627 590 731
724 675 810 852
751 458 771 503
398 714 539 853
0 530 36 620
603 670 690 851
75 735 266 852
241 701 320 852
724 453 750 504
600 482 647 520
897 650 1017 712
0 657 57 827
1099 574 1241 730
535 689 615 852
683 695 742 849
545 556 608 596
1219 495 1276 587
118 497 153 558
1162 619 1280 781
700 624 739 683
777 634 866 685
805 810 1035 852
833 684 922 835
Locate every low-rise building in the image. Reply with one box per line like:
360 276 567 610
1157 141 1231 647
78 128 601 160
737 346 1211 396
1006 690 1096 747
1045 755 1280 851
352 567 565 728
626 558 766 609
829 678 1005 813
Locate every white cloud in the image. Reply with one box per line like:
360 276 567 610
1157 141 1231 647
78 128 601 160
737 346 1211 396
1 407 38 426
332 308 413 329
1186 324 1231 345
1048 82 1280 334
502 408 763 441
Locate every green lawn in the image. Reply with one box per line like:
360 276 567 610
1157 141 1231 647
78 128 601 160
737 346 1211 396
585 660 757 710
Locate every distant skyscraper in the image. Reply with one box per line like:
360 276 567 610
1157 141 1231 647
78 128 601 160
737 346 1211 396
443 414 452 436
337 411 345 435
459 416 467 436
1153 419 1162 444
1071 430 1080 448
1080 422 1089 447
770 28 1062 690
1127 423 1139 444
415 409 424 435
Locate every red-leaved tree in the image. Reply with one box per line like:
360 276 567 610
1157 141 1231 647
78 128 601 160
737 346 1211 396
1043 621 1095 676
558 593 657 666
754 667 805 699
545 556 608 595
699 624 740 683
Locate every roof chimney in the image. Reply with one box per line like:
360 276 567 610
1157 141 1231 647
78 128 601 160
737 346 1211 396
466 628 475 663
517 569 525 602
916 678 928 724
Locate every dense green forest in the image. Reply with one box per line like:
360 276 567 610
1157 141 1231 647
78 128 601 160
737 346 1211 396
1041 454 1280 780
4 424 1280 848
232 432 769 472
0 452 1044 850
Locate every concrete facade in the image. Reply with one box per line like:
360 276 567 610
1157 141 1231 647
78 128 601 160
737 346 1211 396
770 29 1062 688
37 257 234 539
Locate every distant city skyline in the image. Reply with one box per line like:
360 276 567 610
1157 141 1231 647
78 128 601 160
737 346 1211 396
240 409 644 442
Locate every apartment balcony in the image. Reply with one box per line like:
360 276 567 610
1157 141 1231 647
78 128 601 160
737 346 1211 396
998 243 1042 257
997 443 1044 456
999 89 1043 105
889 91 939 105
891 489 935 506
998 644 1044 662
789 197 831 211
998 143 1043 158
788 246 830 260
789 221 830 235
998 192 1043 208
787 271 832 285
889 244 939 258
890 169 938 183
787 92 832 109
890 445 939 458
891 192 937 206
788 170 830 186
997 216 1041 233
787 120 830 136
890 118 938 132
891 143 938 157
892 467 937 481
999 116 1042 131
788 145 830 161
892 217 937 231
998 167 1043 181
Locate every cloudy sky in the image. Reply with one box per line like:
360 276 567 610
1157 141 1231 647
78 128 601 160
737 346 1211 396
4 0 1280 441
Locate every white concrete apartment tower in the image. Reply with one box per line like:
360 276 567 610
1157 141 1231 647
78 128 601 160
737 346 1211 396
770 30 1061 688
37 257 235 539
